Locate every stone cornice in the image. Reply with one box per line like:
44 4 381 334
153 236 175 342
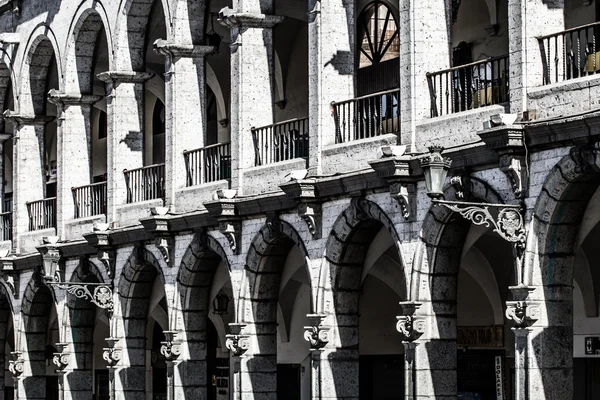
153 39 216 58
2 110 54 126
218 8 284 28
46 89 102 107
96 71 154 84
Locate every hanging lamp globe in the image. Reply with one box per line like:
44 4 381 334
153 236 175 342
213 290 230 315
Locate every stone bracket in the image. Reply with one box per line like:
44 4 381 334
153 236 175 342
450 174 471 199
103 338 122 368
298 202 322 238
205 191 242 254
84 224 116 279
140 207 174 265
390 183 415 221
280 176 323 238
8 351 23 377
226 323 250 357
160 330 182 363
499 154 528 199
219 220 242 254
0 258 19 298
52 342 70 372
396 302 425 342
218 8 285 29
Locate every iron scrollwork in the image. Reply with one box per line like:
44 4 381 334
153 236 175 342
55 283 114 313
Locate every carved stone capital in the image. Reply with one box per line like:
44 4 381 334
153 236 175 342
103 338 122 368
96 71 154 85
298 202 321 238
226 323 250 357
0 258 19 298
153 39 216 58
499 155 528 198
47 89 102 108
8 351 24 377
160 331 182 363
303 314 329 350
218 8 285 28
219 221 241 254
396 302 425 342
505 286 539 328
53 343 70 372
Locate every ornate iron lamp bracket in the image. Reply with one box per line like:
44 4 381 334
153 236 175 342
49 282 114 315
433 200 526 247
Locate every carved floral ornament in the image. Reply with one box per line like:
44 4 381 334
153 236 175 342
8 351 24 377
303 325 330 350
505 286 540 328
53 343 70 372
160 331 182 362
103 338 122 368
396 302 426 342
225 334 250 357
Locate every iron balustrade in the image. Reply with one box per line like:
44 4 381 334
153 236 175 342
426 55 509 117
72 181 107 218
538 22 600 85
27 197 56 231
0 212 11 241
183 142 232 186
124 164 165 203
251 118 309 166
331 88 400 144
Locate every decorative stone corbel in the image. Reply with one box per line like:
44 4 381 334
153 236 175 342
160 331 182 363
0 258 19 298
350 196 368 221
205 190 242 254
97 248 116 279
303 314 329 351
505 286 539 328
140 207 174 265
8 351 24 377
84 224 116 279
499 155 528 198
225 323 250 357
390 183 415 221
396 302 426 342
103 338 122 368
266 213 282 238
450 175 470 199
280 176 322 239
52 343 70 372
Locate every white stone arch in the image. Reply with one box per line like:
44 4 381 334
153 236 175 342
18 25 63 116
206 63 227 123
113 0 173 71
63 0 114 94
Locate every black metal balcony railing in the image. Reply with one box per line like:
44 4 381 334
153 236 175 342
72 181 107 219
27 197 56 231
0 212 11 241
538 22 600 85
331 88 400 144
251 118 309 166
184 142 232 186
426 55 509 117
124 164 165 203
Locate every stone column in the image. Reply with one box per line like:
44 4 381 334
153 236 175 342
96 72 153 223
396 302 426 400
508 0 564 113
225 323 250 400
47 91 101 235
3 113 53 251
52 343 69 400
152 41 215 208
506 285 571 400
399 0 452 147
102 338 122 400
219 6 283 194
60 338 93 400
8 351 24 400
160 331 181 400
303 314 330 399
307 0 355 174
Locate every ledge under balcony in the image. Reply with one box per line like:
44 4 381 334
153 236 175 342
530 22 600 120
323 89 399 175
176 142 231 213
416 57 510 152
64 181 107 239
119 163 165 224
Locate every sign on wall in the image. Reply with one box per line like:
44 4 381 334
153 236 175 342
495 355 504 400
457 326 504 348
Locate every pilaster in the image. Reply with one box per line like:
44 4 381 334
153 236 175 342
152 41 216 209
219 8 283 193
47 90 102 238
96 71 153 224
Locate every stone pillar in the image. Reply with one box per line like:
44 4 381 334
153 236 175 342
47 91 101 235
160 331 181 400
8 351 24 400
102 338 122 400
396 302 426 400
307 0 355 174
225 323 250 400
303 314 329 399
508 0 564 113
153 41 215 208
399 0 451 147
219 6 283 194
4 113 51 251
60 339 93 400
52 343 69 400
506 285 571 399
96 72 153 222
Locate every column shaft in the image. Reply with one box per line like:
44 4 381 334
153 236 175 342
97 72 152 222
307 0 355 174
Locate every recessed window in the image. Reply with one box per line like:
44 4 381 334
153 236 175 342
98 111 107 139
358 2 399 69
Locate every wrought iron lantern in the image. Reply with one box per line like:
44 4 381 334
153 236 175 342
206 13 222 52
41 237 61 282
420 146 452 199
213 290 230 315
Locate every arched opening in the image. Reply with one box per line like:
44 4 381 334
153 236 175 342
326 200 407 399
21 280 59 400
177 234 233 399
0 68 14 240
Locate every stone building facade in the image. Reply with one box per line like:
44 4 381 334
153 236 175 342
0 0 597 399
